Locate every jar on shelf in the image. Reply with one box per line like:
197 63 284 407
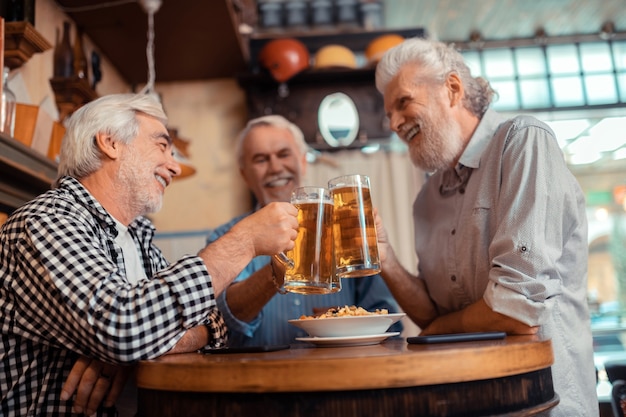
285 0 308 30
258 0 284 30
310 0 333 28
1 0 35 25
336 0 359 28
359 1 383 30
1 67 17 137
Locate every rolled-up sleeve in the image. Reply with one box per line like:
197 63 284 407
483 119 584 327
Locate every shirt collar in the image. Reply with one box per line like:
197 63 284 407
57 176 155 237
458 109 506 169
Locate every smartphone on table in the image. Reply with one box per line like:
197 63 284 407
204 345 290 354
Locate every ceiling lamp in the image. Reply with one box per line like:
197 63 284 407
600 21 615 40
468 30 484 49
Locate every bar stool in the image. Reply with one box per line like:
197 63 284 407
604 361 626 417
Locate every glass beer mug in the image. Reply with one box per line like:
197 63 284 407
281 186 335 294
328 174 381 278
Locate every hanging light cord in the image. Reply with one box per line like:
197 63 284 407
58 0 161 94
139 8 156 94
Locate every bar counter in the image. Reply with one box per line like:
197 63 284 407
136 336 558 417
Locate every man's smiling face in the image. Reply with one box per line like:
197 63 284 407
240 124 307 206
384 62 465 172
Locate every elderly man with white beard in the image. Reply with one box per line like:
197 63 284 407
373 37 598 417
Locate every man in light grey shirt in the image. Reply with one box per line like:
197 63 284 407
374 37 598 416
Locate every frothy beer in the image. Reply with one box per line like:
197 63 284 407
284 198 334 294
331 184 380 278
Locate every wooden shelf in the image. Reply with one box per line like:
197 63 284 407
49 76 98 121
248 27 425 70
0 133 57 213
239 28 426 151
238 66 376 87
4 21 52 69
237 67 391 151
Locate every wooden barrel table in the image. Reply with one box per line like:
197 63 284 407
135 336 557 417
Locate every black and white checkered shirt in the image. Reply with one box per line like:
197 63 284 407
0 176 227 415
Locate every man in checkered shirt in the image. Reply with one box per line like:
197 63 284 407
0 93 298 416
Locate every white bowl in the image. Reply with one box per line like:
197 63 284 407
288 313 405 337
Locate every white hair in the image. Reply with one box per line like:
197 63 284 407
235 115 308 167
57 93 167 182
375 37 495 117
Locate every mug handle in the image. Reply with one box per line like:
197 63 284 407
274 252 294 269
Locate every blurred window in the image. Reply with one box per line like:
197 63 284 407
461 39 626 111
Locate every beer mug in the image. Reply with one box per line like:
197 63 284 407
328 174 381 278
282 186 335 294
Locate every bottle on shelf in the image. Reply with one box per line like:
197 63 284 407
4 0 36 25
1 67 17 137
73 26 89 80
53 21 75 78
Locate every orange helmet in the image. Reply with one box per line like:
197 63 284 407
258 38 310 83
365 34 405 64
314 45 357 69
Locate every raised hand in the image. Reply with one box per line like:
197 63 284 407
236 201 298 257
373 208 392 264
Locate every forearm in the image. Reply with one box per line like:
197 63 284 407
224 264 279 322
198 227 255 296
198 202 298 296
420 298 539 336
380 249 437 328
166 326 210 354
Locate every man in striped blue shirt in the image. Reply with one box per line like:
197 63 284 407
207 115 402 347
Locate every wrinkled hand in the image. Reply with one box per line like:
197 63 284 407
373 208 391 264
238 201 298 257
61 356 132 416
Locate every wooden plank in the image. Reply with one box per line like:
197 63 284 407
0 132 57 212
137 368 557 417
136 337 554 393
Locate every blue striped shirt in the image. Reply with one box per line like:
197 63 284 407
208 213 402 346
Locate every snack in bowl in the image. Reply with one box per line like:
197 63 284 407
289 305 405 338
299 305 389 320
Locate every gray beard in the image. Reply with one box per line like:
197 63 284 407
408 114 465 173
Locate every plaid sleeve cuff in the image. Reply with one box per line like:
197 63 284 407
200 308 228 351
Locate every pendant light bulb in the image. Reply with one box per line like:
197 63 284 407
139 0 162 14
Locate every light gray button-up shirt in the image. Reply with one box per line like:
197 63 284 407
413 109 598 417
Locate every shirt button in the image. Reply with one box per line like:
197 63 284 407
451 275 457 281
294 299 301 306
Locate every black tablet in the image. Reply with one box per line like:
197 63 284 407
406 331 506 344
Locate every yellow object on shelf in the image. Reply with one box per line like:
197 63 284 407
13 103 38 147
314 45 357 69
13 103 65 162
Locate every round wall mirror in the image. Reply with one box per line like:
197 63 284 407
317 92 359 148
